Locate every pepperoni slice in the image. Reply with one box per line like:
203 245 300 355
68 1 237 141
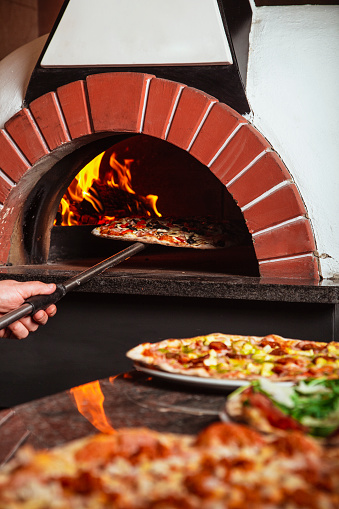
297 342 326 352
270 348 287 356
309 365 335 375
259 339 280 348
195 422 264 448
209 341 229 351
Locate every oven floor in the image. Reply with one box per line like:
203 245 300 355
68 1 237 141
0 292 336 408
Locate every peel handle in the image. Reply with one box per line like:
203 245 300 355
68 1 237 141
0 284 66 330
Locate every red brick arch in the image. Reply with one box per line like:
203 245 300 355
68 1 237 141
0 72 319 279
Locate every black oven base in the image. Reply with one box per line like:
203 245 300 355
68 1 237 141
0 291 337 408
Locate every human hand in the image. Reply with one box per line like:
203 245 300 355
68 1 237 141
0 280 57 339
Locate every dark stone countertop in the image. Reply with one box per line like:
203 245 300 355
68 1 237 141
0 262 338 304
0 370 230 466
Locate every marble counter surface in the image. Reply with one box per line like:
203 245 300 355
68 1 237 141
0 370 230 467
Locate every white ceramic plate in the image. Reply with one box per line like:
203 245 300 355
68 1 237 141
134 363 254 390
134 363 294 390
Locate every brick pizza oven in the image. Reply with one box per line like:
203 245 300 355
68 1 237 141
0 0 320 280
0 74 318 279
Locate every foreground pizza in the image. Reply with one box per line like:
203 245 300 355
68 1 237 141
127 333 339 381
92 216 246 249
0 422 338 509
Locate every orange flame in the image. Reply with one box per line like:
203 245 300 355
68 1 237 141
55 150 161 225
107 154 135 194
70 380 115 434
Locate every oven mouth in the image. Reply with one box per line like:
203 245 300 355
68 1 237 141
21 133 258 277
47 226 258 276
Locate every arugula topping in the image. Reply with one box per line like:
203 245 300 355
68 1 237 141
250 378 339 437
291 379 339 422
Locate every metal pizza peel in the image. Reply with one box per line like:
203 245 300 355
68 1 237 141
0 216 245 330
0 242 145 330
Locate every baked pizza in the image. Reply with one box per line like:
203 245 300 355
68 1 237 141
127 333 339 382
1 422 338 508
224 378 339 439
92 216 245 249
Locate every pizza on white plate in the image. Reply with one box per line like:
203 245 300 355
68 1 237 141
127 332 339 382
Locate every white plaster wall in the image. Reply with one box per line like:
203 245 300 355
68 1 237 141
246 5 339 280
0 35 48 128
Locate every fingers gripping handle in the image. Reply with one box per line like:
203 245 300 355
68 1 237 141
0 284 66 330
24 284 67 314
0 243 145 331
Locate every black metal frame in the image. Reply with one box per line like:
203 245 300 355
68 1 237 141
24 0 252 114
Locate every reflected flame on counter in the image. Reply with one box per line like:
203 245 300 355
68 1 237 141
55 150 161 226
70 380 115 434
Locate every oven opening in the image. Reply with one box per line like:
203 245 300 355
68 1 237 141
22 134 259 276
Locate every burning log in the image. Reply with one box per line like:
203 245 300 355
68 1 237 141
54 151 161 226
92 181 158 218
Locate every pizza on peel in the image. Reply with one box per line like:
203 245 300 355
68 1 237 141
0 422 338 508
92 216 247 249
126 333 339 382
